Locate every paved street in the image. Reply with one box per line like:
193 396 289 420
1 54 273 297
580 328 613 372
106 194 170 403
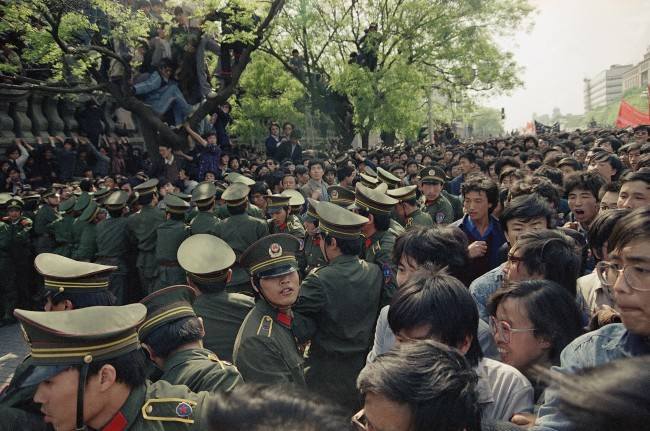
0 324 28 385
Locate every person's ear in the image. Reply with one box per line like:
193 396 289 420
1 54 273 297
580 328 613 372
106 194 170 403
197 317 205 338
504 230 512 245
226 269 233 284
537 336 552 350
141 344 155 362
98 364 117 391
458 334 473 355
63 299 75 311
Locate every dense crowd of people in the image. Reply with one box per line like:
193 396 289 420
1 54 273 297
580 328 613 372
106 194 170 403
0 120 649 430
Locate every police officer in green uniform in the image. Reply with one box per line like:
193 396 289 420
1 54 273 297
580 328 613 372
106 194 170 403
234 233 306 387
189 182 221 235
300 201 326 274
32 188 60 254
220 173 266 220
93 187 112 207
388 184 434 228
419 166 455 225
0 192 12 218
13 304 211 430
376 166 402 190
138 285 242 393
327 185 356 208
4 197 33 315
214 182 269 295
75 200 101 262
0 253 118 430
155 195 190 290
265 194 305 239
70 192 91 260
359 172 380 189
170 191 195 223
352 183 399 302
96 190 131 304
292 200 385 411
128 179 165 296
280 188 306 216
49 196 76 257
178 234 254 362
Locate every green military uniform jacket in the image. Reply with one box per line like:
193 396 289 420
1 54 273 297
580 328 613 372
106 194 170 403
216 204 265 220
362 229 398 305
405 208 433 228
214 213 268 287
155 219 189 289
389 218 405 235
0 357 46 430
70 218 88 260
292 254 385 406
267 215 305 239
32 204 58 254
128 206 165 291
301 233 325 274
442 190 463 221
159 348 242 393
424 194 455 225
96 380 211 430
76 222 98 262
233 299 306 387
189 211 220 236
193 290 254 362
97 217 131 258
50 214 75 257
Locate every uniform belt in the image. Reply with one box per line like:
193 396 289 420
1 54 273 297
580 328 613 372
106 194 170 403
158 260 180 267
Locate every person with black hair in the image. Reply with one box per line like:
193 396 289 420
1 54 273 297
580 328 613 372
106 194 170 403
367 225 500 364
598 181 620 211
471 195 554 321
384 271 534 423
208 385 351 431
356 340 482 431
337 164 357 190
128 178 165 296
301 201 326 273
293 200 384 411
557 157 582 181
265 194 305 240
448 151 479 195
576 209 630 324
300 159 329 201
234 234 306 386
13 304 211 430
535 207 650 431
564 171 606 233
487 280 583 412
139 285 242 393
588 151 623 184
617 169 650 209
453 176 506 283
419 166 455 224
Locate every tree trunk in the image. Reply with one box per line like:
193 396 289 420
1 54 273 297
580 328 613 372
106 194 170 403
361 128 370 149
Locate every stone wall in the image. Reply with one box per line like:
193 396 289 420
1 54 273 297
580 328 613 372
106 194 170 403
0 89 145 150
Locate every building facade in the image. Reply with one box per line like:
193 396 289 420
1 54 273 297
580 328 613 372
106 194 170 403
622 48 650 93
583 64 633 113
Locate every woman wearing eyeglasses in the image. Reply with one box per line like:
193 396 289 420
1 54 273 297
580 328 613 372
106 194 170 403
487 280 583 403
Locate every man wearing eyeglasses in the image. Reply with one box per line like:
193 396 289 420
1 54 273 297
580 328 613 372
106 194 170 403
534 207 650 431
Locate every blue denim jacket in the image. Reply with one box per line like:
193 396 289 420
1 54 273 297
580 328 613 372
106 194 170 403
533 324 650 430
470 264 505 322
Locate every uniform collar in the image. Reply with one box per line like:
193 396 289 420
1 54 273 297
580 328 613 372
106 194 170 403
258 298 293 329
163 348 214 374
101 384 146 431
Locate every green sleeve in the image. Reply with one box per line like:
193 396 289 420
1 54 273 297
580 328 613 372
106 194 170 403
234 337 294 385
292 271 326 343
76 226 97 262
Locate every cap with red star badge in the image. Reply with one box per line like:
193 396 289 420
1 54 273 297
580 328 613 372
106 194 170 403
240 233 301 279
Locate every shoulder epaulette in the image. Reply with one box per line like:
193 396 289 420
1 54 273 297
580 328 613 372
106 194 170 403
141 398 197 424
256 315 273 337
372 242 381 254
308 265 324 276
207 352 226 369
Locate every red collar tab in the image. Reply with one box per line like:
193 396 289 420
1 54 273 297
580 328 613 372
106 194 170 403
102 411 128 431
277 311 292 327
364 238 373 249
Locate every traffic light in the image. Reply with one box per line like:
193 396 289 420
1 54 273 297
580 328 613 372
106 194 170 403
501 108 505 120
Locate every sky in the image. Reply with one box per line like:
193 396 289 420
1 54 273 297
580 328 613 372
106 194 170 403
486 0 650 131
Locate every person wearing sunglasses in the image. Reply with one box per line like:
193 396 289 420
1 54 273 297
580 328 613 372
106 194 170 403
535 207 650 431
